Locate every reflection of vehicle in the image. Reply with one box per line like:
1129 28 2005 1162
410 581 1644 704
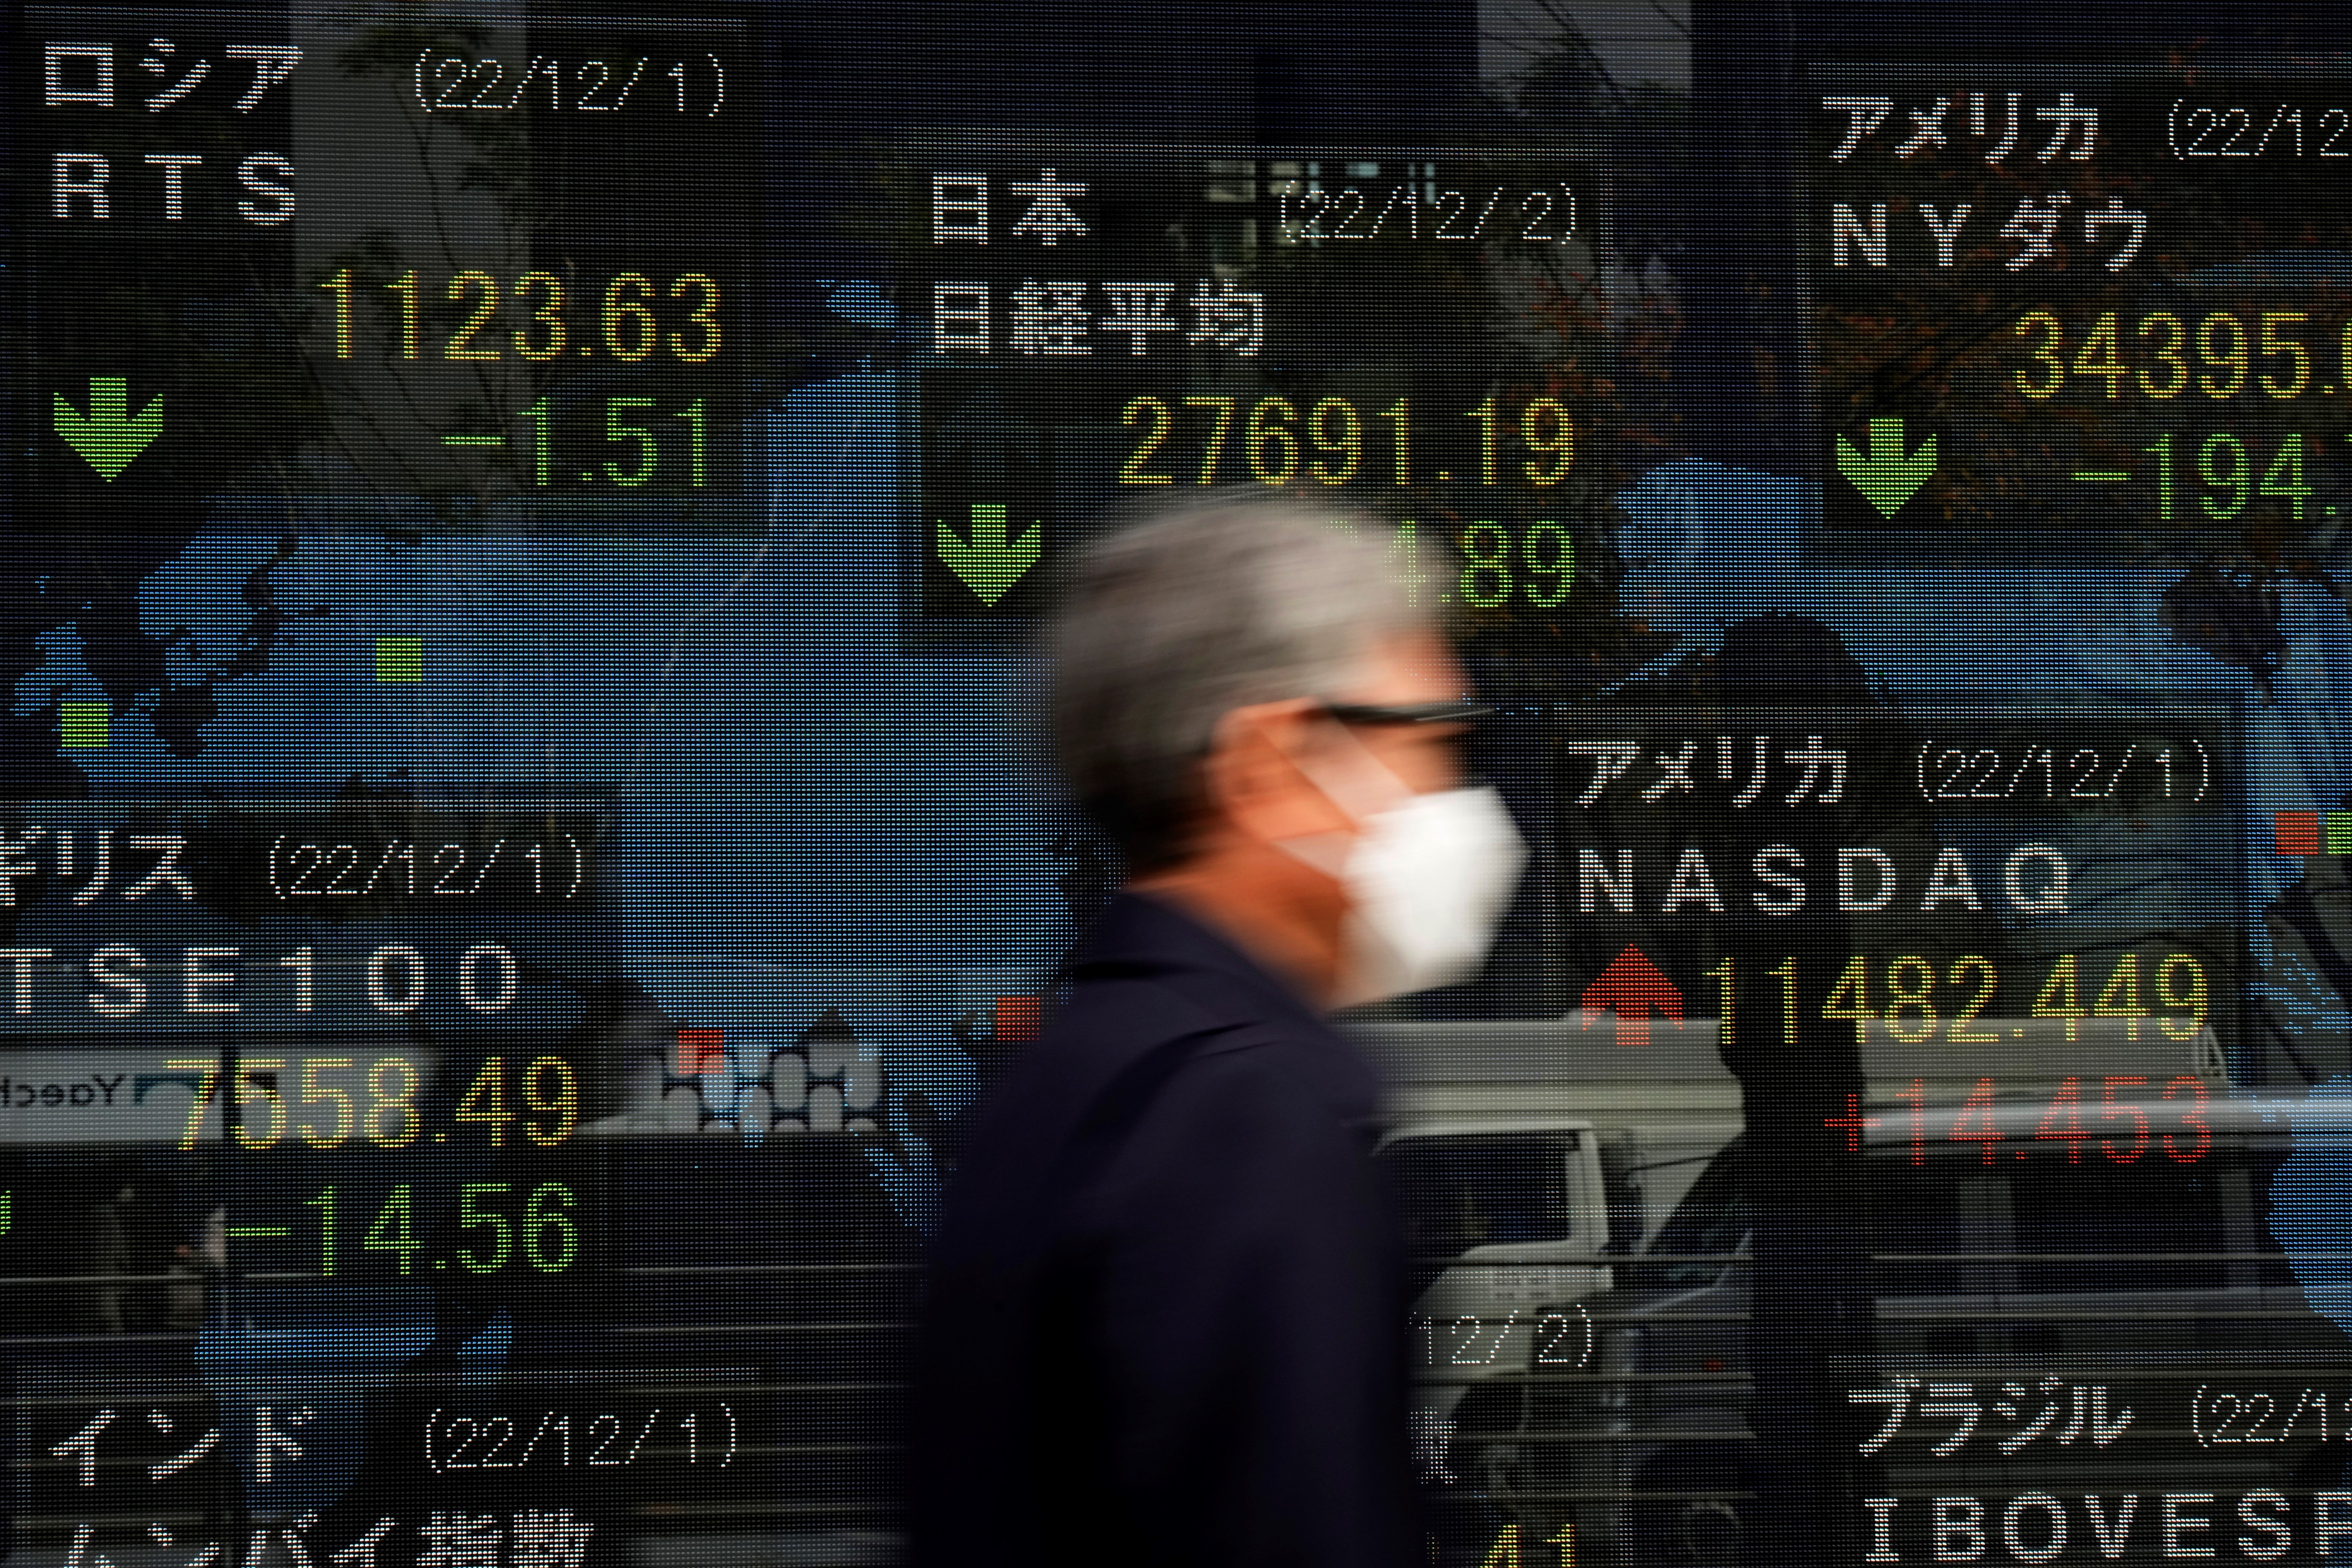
1379 1122 1630 1428
1358 1017 1743 1496
1476 1046 2344 1568
1359 1014 1746 1243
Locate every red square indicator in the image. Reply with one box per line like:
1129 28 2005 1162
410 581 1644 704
676 1027 726 1075
2278 811 2323 856
993 995 1041 1044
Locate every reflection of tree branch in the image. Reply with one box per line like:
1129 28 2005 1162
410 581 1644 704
1485 0 1631 114
1642 0 1692 41
330 245 479 501
317 24 542 513
237 248 415 519
392 67 526 500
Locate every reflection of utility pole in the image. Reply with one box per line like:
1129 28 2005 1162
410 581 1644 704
1676 0 1800 473
1542 730 1563 1014
1686 616 1876 1568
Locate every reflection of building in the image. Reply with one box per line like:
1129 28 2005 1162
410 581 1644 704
626 1006 887 1137
1478 0 1691 95
769 1007 887 1135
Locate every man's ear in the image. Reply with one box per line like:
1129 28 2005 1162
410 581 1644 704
1199 704 1356 851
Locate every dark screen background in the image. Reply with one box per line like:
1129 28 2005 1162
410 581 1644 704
6 2 2352 1564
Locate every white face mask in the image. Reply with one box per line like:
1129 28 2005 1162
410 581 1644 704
1280 732 1528 1005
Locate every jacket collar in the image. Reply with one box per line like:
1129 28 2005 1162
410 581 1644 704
1067 891 1328 1034
1066 892 1385 1130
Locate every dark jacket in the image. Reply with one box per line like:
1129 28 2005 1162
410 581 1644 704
907 892 1417 1568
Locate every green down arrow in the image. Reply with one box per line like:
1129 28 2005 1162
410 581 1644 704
54 377 164 480
1834 415 1936 519
937 502 1041 607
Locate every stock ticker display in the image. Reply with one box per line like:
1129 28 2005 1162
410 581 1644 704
10 2 2352 1565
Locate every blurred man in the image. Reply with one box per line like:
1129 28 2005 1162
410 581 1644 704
908 496 1524 1568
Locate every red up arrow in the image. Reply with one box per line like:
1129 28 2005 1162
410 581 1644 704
1579 945 1683 1047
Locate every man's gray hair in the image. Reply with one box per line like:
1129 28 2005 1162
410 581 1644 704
1046 493 1435 871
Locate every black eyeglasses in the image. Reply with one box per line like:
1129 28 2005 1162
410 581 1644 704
1318 700 1493 728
